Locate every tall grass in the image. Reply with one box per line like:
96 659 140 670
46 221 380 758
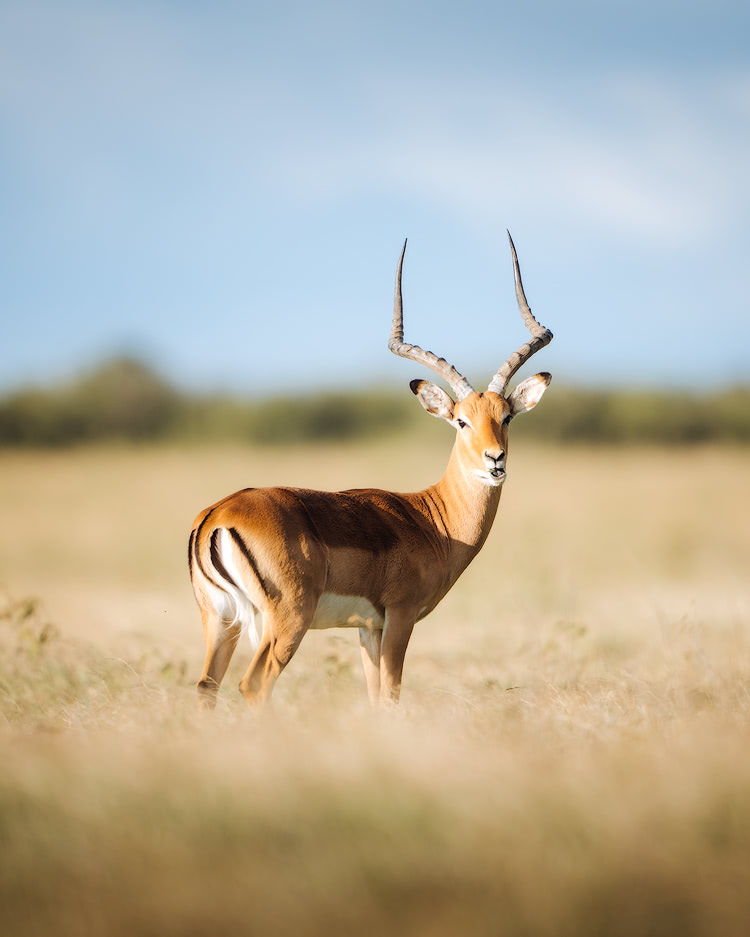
1 440 749 935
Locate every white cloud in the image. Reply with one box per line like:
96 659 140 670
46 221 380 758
2 0 749 390
2 0 747 252
268 68 750 247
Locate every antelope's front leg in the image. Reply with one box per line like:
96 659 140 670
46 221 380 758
379 607 417 705
359 626 382 706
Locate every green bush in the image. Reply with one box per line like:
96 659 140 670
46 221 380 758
0 357 748 447
0 357 181 445
512 385 750 446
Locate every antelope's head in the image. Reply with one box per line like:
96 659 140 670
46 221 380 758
389 232 552 488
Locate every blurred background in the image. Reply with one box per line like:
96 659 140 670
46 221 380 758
3 9 750 934
2 0 749 442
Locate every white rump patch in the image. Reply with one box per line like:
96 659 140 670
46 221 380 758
207 527 263 652
310 593 384 631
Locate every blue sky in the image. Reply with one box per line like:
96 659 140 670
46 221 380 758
2 0 749 396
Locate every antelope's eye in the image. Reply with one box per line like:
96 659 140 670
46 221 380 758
502 414 511 426
457 419 467 429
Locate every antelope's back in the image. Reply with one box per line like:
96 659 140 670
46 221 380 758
190 484 449 612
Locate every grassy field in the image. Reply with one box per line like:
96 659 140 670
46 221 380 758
1 438 750 936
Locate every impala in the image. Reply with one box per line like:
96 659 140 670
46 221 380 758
189 232 553 707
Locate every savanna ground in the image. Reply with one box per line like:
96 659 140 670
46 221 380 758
1 437 749 936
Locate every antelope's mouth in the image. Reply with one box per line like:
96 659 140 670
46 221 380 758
477 467 506 487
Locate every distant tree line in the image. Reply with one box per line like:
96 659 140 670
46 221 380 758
0 356 748 447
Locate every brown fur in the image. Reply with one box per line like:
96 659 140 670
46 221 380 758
190 383 549 707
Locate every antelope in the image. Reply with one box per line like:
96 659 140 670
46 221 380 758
189 233 552 707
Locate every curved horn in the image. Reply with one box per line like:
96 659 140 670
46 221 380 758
388 240 475 401
487 231 553 396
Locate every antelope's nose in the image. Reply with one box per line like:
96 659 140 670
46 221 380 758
484 450 506 478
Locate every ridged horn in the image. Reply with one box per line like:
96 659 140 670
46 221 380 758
388 240 475 401
487 231 553 396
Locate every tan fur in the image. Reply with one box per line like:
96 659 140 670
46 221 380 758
190 388 547 707
190 236 551 708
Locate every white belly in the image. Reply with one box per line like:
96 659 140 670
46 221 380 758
310 593 384 631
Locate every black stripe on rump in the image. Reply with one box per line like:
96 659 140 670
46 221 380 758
227 527 271 599
210 528 240 590
188 529 196 578
193 509 224 591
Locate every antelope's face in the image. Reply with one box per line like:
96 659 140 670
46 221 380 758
411 373 551 488
391 231 553 489
452 392 511 487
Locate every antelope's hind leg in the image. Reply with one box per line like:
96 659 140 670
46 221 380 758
238 615 308 706
238 590 322 705
197 606 242 709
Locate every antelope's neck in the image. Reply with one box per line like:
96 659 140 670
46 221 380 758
418 445 503 574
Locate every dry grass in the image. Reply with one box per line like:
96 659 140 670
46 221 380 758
1 439 749 936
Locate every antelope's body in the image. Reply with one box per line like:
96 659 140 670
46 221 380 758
190 234 553 707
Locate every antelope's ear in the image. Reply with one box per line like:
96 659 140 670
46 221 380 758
508 372 551 416
410 379 455 421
